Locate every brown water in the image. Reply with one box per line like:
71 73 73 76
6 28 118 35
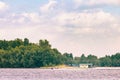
0 68 120 80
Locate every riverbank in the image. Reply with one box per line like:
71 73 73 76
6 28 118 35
40 65 75 69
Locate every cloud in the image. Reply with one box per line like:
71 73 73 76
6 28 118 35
1 7 119 39
0 1 8 12
55 10 119 36
0 12 42 26
40 0 58 14
0 0 119 37
0 0 120 56
74 0 120 7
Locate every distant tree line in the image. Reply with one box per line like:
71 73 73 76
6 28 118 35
0 38 120 68
73 53 120 67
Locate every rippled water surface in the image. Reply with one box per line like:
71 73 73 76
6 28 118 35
0 68 120 80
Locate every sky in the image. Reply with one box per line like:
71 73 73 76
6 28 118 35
0 0 120 57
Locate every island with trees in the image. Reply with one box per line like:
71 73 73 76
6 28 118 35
0 38 120 68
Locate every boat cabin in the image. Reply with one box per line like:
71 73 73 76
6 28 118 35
79 63 93 68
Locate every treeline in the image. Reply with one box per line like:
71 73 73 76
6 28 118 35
0 38 64 68
0 38 120 68
72 53 120 67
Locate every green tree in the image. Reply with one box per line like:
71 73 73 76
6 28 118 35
111 53 120 66
87 54 99 66
24 38 29 46
80 54 87 63
39 39 51 48
63 53 73 65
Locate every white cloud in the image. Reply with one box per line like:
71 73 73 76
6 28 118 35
21 13 41 23
74 0 120 7
0 1 8 12
55 10 119 37
0 0 120 56
40 0 58 13
1 7 119 39
0 12 42 25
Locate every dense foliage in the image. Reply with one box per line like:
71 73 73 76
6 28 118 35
0 38 64 68
0 38 120 68
72 53 120 67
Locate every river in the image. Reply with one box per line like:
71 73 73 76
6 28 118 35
0 68 120 80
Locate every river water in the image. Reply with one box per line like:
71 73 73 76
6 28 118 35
0 68 120 80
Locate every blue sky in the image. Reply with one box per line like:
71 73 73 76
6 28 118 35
4 0 47 12
0 0 120 57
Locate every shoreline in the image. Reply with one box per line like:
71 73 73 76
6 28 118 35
0 67 120 70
